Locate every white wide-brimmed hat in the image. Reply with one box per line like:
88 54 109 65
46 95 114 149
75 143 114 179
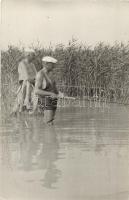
42 56 57 64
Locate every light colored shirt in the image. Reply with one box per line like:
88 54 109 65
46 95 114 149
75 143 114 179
18 61 37 81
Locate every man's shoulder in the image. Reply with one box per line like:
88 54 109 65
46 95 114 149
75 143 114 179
18 60 25 67
30 62 35 67
37 69 42 75
19 59 25 64
36 70 43 79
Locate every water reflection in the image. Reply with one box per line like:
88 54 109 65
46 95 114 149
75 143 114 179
0 105 129 199
1 116 62 189
35 126 61 189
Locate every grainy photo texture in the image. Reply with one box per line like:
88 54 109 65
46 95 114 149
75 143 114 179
0 0 129 200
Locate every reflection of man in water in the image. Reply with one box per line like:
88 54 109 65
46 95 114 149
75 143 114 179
18 119 38 171
17 117 61 188
39 126 61 189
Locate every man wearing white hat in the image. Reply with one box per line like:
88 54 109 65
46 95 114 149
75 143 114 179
18 49 37 111
34 56 58 124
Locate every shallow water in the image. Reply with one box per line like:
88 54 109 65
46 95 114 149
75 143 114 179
0 104 129 200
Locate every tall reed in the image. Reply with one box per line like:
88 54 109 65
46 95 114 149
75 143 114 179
2 40 129 113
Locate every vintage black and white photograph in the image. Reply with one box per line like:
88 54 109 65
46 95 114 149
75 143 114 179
0 0 129 200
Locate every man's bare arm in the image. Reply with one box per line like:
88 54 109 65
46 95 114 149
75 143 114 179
53 82 59 95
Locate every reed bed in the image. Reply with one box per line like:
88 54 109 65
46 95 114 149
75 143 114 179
1 40 129 113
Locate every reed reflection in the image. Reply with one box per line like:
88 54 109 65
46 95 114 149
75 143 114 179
12 116 61 189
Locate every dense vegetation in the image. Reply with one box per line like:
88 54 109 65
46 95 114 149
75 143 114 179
1 39 129 113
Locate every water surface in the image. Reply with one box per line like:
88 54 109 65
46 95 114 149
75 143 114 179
0 104 129 200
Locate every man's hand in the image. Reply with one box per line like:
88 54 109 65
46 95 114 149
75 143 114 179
50 93 58 99
58 91 64 98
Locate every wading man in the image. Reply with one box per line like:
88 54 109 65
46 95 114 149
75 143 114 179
18 49 37 111
34 56 59 125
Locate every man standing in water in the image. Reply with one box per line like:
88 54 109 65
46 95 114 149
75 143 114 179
18 49 37 111
34 56 59 125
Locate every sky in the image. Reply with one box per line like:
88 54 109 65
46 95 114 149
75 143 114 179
0 0 129 49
